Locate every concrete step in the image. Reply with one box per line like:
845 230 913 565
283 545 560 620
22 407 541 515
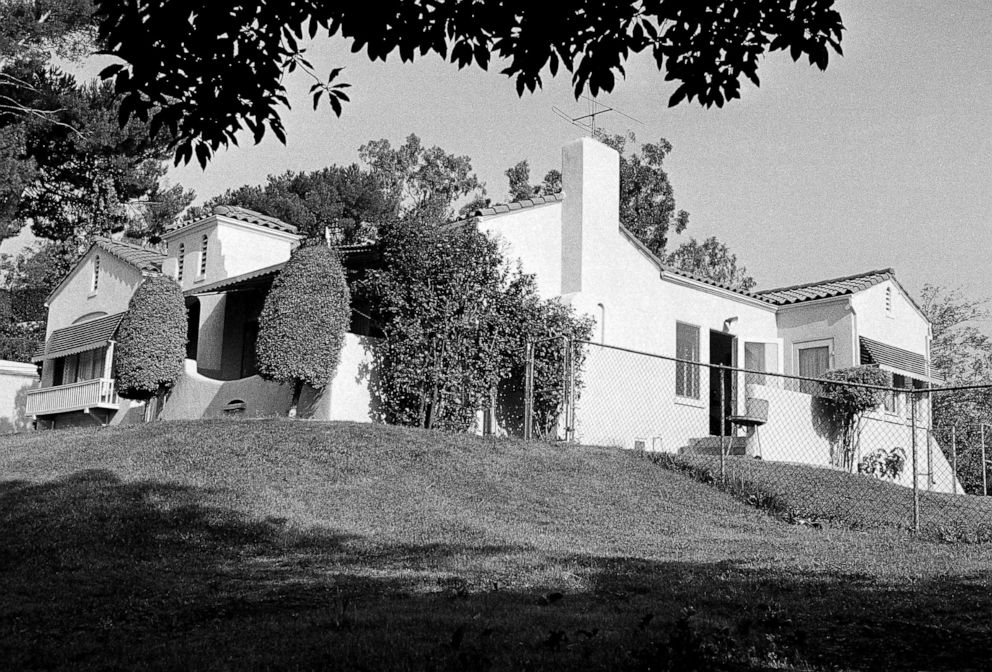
679 436 748 456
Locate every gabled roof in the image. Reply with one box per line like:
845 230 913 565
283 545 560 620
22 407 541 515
165 205 299 235
46 238 163 305
92 237 165 273
34 312 126 362
211 205 299 234
755 268 895 305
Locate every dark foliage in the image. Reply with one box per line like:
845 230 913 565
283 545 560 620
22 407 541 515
819 366 889 471
192 165 391 243
360 217 592 432
94 0 844 165
115 275 186 401
255 244 351 403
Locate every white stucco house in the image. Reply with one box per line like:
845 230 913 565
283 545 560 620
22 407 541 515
25 136 956 492
27 206 376 430
472 137 955 493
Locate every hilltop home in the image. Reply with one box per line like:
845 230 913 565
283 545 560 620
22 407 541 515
26 138 956 492
27 206 377 429
473 137 954 492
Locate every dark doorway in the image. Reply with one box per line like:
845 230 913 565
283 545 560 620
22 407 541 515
185 298 200 361
709 330 736 436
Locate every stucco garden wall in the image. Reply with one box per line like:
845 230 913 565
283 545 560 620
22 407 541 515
0 360 39 433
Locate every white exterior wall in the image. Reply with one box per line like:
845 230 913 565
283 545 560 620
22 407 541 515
162 215 299 290
478 203 563 299
851 280 930 361
45 249 142 337
775 298 856 375
479 138 780 449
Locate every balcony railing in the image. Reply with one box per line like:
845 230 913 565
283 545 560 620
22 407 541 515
25 378 120 417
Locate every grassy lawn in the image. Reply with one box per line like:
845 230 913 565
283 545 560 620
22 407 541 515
0 419 990 670
660 453 992 542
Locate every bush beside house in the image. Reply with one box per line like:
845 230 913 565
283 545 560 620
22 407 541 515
115 275 187 420
819 366 890 470
361 218 592 434
255 244 351 416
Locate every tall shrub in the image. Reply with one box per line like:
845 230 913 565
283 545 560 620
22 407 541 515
360 218 592 433
115 275 187 419
255 243 351 415
818 366 889 470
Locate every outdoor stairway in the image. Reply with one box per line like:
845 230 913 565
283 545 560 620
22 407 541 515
679 436 748 456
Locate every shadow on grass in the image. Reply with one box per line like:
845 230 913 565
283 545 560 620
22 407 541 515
1 470 990 671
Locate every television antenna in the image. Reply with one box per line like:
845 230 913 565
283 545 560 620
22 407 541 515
552 95 644 135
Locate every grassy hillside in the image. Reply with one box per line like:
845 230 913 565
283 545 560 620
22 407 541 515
662 454 992 542
2 420 991 671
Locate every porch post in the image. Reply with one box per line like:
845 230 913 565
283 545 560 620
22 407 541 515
103 340 115 380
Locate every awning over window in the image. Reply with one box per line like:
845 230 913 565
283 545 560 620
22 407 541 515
33 312 126 362
859 336 931 381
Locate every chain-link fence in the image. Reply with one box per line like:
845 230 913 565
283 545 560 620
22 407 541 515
519 339 992 538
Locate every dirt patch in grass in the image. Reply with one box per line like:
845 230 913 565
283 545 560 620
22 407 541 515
1 420 992 670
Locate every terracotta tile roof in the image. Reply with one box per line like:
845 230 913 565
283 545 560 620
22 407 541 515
211 205 299 234
93 237 165 272
35 312 126 361
754 268 895 305
470 192 563 217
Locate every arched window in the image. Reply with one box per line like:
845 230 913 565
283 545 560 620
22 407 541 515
199 234 208 276
92 255 101 293
177 242 185 281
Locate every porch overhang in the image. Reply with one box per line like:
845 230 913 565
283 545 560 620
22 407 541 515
859 336 939 383
33 312 125 362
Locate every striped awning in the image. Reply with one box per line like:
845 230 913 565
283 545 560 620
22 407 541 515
859 336 930 380
34 312 126 362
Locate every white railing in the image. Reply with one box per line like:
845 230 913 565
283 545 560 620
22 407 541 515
25 378 119 416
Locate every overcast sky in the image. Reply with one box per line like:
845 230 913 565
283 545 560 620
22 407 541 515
22 1 992 309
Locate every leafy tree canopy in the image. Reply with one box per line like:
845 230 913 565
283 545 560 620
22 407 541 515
359 134 484 222
191 164 392 244
93 0 844 165
666 236 756 292
921 284 992 494
594 130 689 257
503 160 562 203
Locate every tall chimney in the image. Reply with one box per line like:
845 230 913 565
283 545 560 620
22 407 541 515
561 137 621 295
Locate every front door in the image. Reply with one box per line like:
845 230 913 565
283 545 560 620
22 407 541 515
709 330 737 436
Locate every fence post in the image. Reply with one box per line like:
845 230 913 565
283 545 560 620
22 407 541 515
911 392 919 534
951 426 958 495
719 366 726 482
565 337 576 443
982 424 988 497
523 340 534 440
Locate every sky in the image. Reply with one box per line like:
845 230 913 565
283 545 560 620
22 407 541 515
13 1 992 309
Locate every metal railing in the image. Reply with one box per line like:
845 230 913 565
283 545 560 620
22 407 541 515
25 378 119 416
